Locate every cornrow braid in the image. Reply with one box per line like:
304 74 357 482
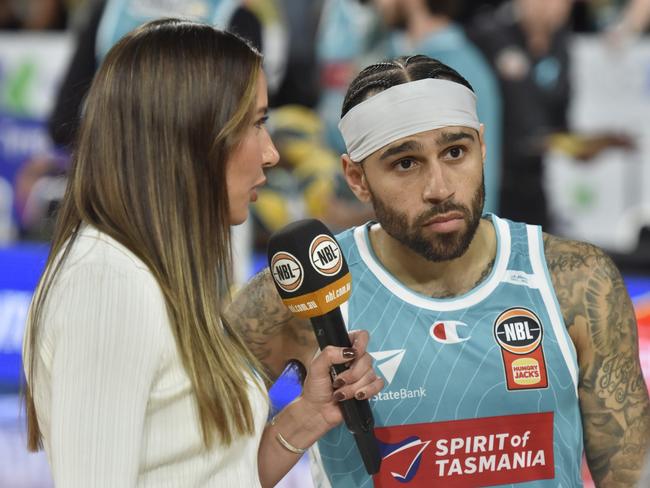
341 55 474 118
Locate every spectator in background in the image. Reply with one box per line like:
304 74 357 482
316 0 386 153
468 0 572 229
316 0 503 215
250 104 374 248
271 0 324 108
15 0 289 240
468 0 633 231
49 0 268 148
0 0 68 30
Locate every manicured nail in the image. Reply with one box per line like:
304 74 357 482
334 391 346 402
332 377 346 389
355 391 366 400
342 348 356 359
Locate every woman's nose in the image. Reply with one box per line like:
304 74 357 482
262 132 279 168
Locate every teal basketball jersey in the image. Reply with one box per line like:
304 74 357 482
311 215 583 488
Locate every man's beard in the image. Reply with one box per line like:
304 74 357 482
369 178 485 263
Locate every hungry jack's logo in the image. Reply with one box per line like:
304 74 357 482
494 308 548 390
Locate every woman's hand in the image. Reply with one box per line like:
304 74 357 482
258 330 383 487
299 329 385 431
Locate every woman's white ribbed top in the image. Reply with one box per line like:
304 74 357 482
24 226 269 487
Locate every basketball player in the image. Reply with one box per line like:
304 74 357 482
225 55 650 487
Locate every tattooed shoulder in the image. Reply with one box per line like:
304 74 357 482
543 233 650 486
225 268 316 382
543 233 623 333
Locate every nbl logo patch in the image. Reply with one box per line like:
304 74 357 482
309 234 343 276
494 308 548 391
270 251 304 293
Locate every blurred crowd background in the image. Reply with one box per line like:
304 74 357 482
2 0 650 486
2 0 650 264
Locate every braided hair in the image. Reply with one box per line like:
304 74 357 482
341 55 474 118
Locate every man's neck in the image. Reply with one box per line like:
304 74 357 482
369 218 497 298
405 10 451 44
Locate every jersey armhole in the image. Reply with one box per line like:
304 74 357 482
526 225 579 395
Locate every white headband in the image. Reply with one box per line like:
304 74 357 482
338 78 480 162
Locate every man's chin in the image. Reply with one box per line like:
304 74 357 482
405 235 469 263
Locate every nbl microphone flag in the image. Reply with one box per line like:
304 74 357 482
267 219 382 475
268 223 351 318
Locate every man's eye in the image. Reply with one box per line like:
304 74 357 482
447 147 465 159
395 158 416 170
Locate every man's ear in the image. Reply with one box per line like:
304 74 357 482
342 154 371 203
479 124 487 164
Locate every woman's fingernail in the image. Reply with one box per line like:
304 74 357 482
342 348 356 359
334 391 346 402
355 391 366 400
332 377 346 389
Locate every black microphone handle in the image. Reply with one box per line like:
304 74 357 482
309 308 382 475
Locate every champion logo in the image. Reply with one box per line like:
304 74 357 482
369 349 405 385
378 436 431 483
430 321 471 344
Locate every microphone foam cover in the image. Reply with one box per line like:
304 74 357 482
267 219 351 318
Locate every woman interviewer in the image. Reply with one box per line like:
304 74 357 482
22 19 382 487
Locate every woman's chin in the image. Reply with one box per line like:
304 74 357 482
229 210 248 226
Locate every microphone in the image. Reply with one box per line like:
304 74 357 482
267 218 381 475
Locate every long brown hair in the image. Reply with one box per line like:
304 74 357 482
24 18 265 450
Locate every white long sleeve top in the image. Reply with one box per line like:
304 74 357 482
24 226 269 487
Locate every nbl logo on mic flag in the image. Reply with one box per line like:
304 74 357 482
309 234 343 276
267 220 352 319
270 252 304 293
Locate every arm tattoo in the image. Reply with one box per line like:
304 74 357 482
225 269 315 383
544 234 650 487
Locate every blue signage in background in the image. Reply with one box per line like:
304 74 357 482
0 244 47 391
0 245 302 407
0 32 73 238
